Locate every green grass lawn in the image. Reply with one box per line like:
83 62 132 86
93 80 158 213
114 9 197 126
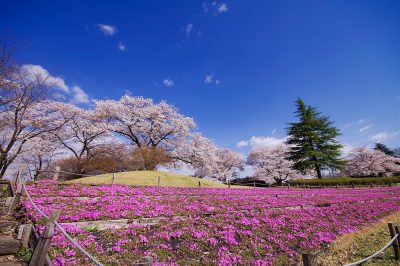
315 211 400 265
67 170 234 188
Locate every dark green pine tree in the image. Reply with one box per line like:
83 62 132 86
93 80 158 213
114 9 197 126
285 98 345 179
374 143 395 156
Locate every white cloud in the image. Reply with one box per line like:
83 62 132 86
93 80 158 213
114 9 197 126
236 140 249 148
21 64 90 105
117 42 126 51
237 136 287 148
341 143 354 156
123 89 132 95
272 129 276 135
358 119 365 125
359 124 373 132
204 73 220 85
97 23 117 36
218 3 228 13
204 74 214 84
186 23 193 35
21 64 70 93
369 131 399 143
163 78 174 87
71 86 89 104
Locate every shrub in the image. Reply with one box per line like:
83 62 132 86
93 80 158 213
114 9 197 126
288 176 400 186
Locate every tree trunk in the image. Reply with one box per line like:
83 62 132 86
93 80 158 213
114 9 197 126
315 165 322 179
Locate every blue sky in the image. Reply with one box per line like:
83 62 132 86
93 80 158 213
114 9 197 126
2 0 400 155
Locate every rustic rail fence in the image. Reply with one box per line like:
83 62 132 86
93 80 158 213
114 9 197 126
301 222 400 266
8 176 154 266
9 166 400 265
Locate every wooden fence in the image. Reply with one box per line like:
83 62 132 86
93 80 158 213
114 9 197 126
301 222 400 266
8 177 154 266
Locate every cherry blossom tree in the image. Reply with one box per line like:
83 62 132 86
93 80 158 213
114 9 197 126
95 95 196 151
173 133 218 178
0 39 75 177
344 147 400 177
247 145 302 184
211 148 244 182
0 100 73 177
53 105 112 175
20 132 62 180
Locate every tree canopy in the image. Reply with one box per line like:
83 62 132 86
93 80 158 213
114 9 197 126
285 98 345 178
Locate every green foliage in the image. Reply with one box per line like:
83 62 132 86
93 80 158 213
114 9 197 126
288 176 400 186
83 226 99 233
286 98 345 178
18 247 33 263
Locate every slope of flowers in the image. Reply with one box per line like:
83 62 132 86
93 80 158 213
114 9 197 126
21 181 400 265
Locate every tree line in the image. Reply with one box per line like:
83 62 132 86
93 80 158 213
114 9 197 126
248 99 400 184
0 39 244 181
1 38 399 183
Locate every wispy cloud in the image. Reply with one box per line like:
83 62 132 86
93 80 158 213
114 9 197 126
359 124 373 132
202 2 209 13
21 64 90 104
204 73 220 85
202 1 228 14
341 143 354 156
186 23 194 36
237 136 287 148
71 86 90 104
117 42 126 51
97 23 117 36
123 89 132 95
218 3 228 13
369 131 400 143
21 64 70 93
163 78 174 87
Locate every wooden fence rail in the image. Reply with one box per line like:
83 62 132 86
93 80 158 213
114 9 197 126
9 172 154 266
301 222 400 266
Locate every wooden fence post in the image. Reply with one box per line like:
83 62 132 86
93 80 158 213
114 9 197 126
52 166 61 181
301 253 314 266
157 176 160 189
133 255 153 266
388 222 400 260
198 181 201 188
253 180 256 188
8 183 23 215
287 184 290 189
351 183 355 189
21 224 33 248
112 172 115 185
395 225 400 255
228 180 231 189
15 164 26 186
30 209 61 266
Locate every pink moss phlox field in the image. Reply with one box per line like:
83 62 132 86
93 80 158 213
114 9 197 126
22 181 400 265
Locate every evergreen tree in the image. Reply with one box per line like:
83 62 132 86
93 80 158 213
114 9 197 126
374 143 395 156
285 98 345 179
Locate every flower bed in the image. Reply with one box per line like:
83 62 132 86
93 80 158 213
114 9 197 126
21 181 400 265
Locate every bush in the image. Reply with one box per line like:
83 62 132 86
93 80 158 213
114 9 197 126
129 147 172 171
288 176 400 186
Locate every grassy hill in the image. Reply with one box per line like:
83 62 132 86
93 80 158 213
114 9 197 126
67 170 231 188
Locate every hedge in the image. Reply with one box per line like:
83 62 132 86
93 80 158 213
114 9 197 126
288 176 400 186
